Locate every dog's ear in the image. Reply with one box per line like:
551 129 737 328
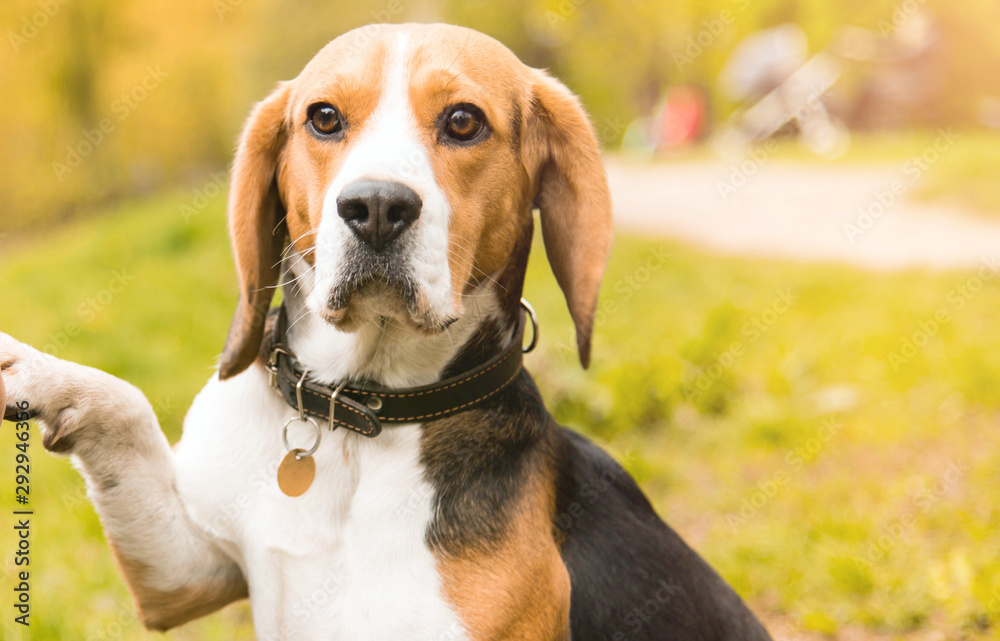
219 82 292 380
522 69 613 369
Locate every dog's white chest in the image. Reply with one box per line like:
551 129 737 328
175 370 468 641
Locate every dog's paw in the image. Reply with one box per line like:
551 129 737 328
1 333 83 453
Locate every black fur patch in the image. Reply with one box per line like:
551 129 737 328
420 371 551 556
554 430 773 641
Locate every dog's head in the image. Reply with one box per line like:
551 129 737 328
218 23 612 380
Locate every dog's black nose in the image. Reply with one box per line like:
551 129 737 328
336 180 422 251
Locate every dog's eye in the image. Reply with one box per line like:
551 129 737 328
442 104 486 143
308 103 343 136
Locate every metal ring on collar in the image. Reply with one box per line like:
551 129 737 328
282 415 322 459
520 298 539 353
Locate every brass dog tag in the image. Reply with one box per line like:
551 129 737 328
277 449 315 497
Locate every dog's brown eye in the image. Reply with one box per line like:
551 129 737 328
444 105 485 142
308 103 343 136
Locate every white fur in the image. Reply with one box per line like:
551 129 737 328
0 26 511 641
178 35 480 640
168 265 498 639
174 366 469 641
310 33 455 329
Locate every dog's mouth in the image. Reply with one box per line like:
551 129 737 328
319 264 456 334
309 237 460 333
320 282 456 334
324 275 414 321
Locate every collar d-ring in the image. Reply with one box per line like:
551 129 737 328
520 298 539 353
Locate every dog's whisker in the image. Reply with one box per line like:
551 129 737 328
290 228 320 246
443 246 508 293
286 306 313 333
274 246 305 271
272 265 314 289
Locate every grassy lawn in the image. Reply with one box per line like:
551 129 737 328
1 190 999 639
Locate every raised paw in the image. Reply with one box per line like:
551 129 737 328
2 333 89 453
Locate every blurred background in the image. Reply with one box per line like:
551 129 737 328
3 0 1000 639
2 0 1000 231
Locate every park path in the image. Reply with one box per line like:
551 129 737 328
606 156 1000 270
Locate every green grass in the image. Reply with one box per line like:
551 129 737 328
909 130 1000 215
2 190 1000 639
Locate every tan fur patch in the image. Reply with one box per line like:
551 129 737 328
436 466 571 641
520 69 613 368
406 27 534 316
109 543 248 631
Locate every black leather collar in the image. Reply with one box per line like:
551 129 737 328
263 301 536 437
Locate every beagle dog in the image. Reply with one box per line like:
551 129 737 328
1 24 773 641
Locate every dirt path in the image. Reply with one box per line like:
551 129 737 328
606 157 1000 270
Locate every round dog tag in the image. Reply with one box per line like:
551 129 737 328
277 449 315 497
